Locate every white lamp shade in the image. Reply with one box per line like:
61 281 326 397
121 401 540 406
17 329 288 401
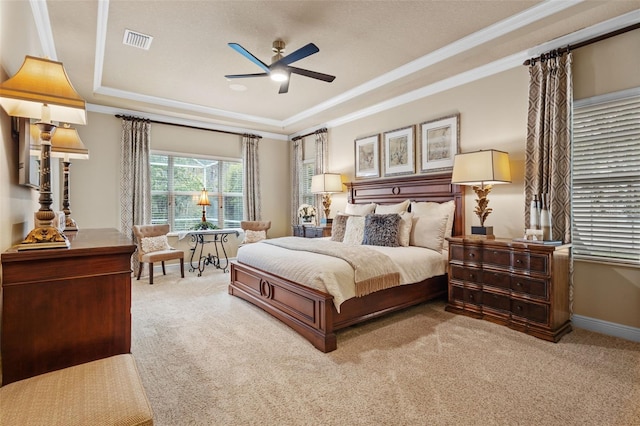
0 56 86 125
451 149 511 185
311 173 343 193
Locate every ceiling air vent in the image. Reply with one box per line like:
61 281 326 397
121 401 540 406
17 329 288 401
123 29 153 50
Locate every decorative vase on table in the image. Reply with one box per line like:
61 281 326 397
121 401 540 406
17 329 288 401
540 193 552 241
298 204 317 225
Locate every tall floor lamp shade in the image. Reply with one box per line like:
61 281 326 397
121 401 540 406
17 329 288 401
451 149 511 237
0 56 87 250
311 173 343 223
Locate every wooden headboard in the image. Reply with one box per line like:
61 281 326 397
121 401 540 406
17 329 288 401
345 173 464 237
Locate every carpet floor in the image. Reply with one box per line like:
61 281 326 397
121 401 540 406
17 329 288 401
131 268 640 426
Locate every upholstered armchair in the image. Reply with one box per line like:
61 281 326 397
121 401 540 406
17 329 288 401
240 220 271 245
133 224 185 284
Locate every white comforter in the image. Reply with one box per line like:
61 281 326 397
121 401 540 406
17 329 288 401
236 238 447 312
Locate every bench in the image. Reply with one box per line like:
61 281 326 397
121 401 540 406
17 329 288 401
0 354 153 425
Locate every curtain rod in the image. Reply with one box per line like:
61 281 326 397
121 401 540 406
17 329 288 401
115 114 262 139
523 22 640 66
291 127 327 141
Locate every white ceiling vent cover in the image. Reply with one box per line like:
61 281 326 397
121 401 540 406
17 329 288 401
123 29 153 50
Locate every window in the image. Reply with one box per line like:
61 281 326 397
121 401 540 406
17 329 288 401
572 88 640 265
150 152 243 231
300 159 315 206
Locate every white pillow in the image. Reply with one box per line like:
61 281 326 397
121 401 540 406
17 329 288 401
375 199 410 214
410 200 455 248
410 214 448 252
243 229 266 244
342 216 366 245
141 235 171 253
344 202 376 216
398 211 414 247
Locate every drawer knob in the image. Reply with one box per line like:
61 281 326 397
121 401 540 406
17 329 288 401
516 305 523 311
469 253 475 258
469 294 474 300
516 259 522 264
516 282 523 287
469 274 475 279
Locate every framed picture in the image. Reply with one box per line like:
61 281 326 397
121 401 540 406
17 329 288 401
383 125 415 177
17 118 40 189
354 134 380 179
418 114 459 174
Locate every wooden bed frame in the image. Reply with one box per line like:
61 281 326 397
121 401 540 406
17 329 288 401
229 173 464 352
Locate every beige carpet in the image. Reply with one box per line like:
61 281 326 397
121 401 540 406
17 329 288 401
131 268 640 426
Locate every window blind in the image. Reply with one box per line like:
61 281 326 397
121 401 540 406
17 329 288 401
572 89 640 265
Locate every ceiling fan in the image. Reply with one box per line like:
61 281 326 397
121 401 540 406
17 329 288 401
225 40 336 94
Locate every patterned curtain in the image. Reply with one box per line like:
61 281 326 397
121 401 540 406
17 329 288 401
291 138 302 227
120 117 152 272
242 134 261 221
524 52 573 244
314 129 328 217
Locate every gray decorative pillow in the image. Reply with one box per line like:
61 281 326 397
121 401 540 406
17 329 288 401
331 214 349 242
362 214 401 247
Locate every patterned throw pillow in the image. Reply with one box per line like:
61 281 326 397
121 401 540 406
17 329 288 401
141 235 171 253
362 213 401 247
244 230 266 244
342 216 366 245
330 214 349 242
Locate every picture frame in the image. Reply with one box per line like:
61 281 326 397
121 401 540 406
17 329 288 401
17 117 40 189
418 114 459 174
354 134 380 179
383 125 415 177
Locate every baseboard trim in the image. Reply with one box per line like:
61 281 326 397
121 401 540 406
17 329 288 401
572 315 640 343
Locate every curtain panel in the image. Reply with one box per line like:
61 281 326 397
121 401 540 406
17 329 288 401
243 134 261 221
291 139 302 226
314 129 328 218
120 118 152 272
524 52 573 244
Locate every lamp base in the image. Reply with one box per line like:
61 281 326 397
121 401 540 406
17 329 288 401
65 217 79 232
17 226 70 251
471 226 495 239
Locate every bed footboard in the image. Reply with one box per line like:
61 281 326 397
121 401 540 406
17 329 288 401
229 261 338 352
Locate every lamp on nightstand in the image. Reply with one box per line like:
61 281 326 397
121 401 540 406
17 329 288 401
451 149 511 237
311 173 343 224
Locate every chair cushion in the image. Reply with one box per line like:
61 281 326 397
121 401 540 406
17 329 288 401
141 235 171 253
243 229 266 244
0 354 153 426
141 248 183 262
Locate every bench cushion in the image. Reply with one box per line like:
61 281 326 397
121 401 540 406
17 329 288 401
0 354 153 426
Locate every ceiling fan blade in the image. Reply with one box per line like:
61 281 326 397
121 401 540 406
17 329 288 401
274 43 319 66
228 43 269 72
225 73 269 79
278 78 290 94
289 66 336 82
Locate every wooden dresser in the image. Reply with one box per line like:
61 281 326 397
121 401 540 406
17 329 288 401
446 236 572 342
1 228 136 385
292 224 332 238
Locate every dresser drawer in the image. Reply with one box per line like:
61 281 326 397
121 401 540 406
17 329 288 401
483 248 511 269
450 244 482 264
512 252 548 274
511 276 548 300
451 285 482 306
511 299 549 325
450 265 482 284
481 270 511 291
483 291 511 313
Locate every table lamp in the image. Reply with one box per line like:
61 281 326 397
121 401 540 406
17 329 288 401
197 188 211 222
311 173 343 224
0 56 87 250
451 149 511 237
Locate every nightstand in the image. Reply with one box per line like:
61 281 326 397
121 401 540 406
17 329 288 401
445 236 572 342
292 224 332 238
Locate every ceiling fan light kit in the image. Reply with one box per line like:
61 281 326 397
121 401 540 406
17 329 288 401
225 39 335 94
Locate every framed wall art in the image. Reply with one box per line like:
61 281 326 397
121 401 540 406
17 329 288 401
383 125 414 177
17 117 40 189
354 134 380 179
418 114 459 174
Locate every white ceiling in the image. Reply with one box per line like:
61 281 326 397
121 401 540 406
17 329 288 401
12 1 640 138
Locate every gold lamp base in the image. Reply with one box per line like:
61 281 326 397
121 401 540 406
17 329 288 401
17 226 70 251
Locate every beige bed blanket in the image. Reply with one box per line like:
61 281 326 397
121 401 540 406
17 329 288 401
263 237 400 297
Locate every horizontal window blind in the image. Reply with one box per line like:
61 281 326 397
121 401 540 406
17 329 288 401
572 90 640 265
